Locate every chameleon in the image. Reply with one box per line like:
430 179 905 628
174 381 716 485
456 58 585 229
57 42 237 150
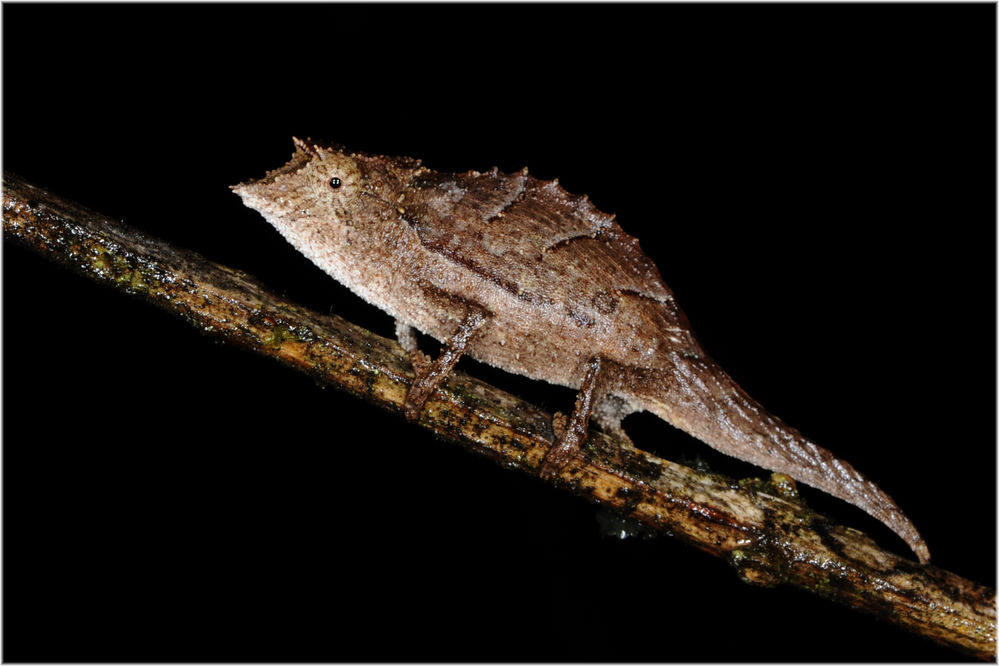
233 137 929 563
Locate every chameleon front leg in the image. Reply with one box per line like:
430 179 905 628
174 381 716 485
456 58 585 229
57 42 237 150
399 310 489 421
539 355 609 479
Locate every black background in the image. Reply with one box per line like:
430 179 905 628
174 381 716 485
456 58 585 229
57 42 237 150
4 3 995 662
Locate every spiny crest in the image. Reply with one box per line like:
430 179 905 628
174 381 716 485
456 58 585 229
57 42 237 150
294 138 429 174
292 136 322 159
291 137 359 163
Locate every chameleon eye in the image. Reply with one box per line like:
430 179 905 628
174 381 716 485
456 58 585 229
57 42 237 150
329 177 342 189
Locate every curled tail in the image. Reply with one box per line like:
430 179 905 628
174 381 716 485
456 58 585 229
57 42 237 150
630 352 929 563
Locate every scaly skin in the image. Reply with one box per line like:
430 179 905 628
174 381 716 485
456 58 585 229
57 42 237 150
233 138 929 563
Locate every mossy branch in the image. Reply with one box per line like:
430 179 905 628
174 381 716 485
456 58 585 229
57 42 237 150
3 172 995 659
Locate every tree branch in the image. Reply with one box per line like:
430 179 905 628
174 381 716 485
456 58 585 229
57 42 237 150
3 172 995 659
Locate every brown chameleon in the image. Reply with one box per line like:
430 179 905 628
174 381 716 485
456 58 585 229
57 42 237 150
233 138 929 563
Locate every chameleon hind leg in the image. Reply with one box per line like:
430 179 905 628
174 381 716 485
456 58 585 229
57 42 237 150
592 393 638 450
540 355 612 479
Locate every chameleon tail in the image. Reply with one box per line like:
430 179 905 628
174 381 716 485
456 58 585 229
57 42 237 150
631 352 930 564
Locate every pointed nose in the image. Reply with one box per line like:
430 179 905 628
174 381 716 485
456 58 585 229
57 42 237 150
230 178 268 214
231 175 268 199
230 180 251 202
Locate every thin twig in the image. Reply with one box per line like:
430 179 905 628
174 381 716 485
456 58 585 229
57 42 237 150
3 172 995 660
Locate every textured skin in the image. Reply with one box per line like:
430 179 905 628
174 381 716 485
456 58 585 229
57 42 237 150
233 138 929 563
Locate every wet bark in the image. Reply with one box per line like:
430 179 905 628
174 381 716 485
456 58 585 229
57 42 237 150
3 172 995 660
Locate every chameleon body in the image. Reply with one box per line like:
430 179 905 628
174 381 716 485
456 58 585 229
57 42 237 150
233 138 929 563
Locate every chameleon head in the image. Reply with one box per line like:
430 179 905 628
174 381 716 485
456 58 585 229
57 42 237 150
231 138 397 270
232 136 364 225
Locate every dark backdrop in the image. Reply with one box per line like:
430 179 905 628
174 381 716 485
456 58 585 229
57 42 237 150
4 4 995 661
